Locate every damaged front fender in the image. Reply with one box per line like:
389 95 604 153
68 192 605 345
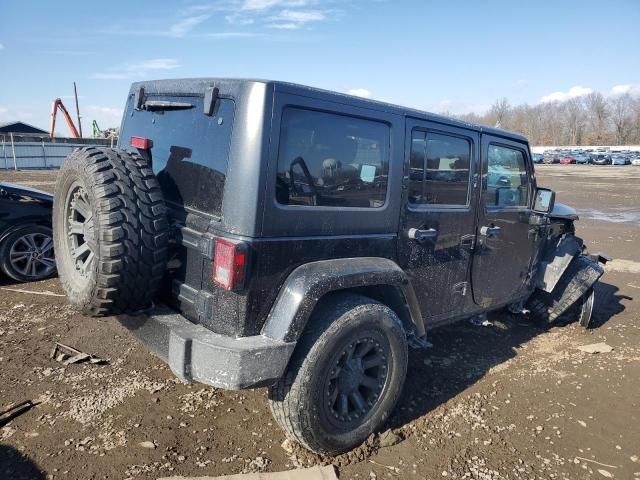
528 253 605 324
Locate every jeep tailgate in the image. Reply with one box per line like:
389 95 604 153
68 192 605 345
118 91 235 323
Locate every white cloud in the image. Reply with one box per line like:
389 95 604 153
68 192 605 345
86 105 124 129
225 13 256 25
204 32 264 38
274 9 324 22
540 85 593 103
610 84 640 96
347 88 372 99
91 58 180 80
268 8 325 29
268 22 300 29
169 14 211 37
242 0 308 11
136 58 180 70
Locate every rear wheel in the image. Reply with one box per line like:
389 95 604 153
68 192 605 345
268 294 408 454
53 147 169 316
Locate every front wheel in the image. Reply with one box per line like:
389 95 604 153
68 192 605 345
0 225 56 282
576 287 595 328
268 294 408 455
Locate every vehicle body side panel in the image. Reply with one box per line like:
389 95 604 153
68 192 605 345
398 118 480 322
0 183 53 242
261 257 424 343
471 135 537 307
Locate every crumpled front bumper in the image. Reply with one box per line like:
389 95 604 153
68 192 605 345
124 306 296 390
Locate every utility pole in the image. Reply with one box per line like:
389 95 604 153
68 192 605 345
73 81 83 138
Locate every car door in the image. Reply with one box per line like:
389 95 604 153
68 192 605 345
398 118 479 323
471 134 535 307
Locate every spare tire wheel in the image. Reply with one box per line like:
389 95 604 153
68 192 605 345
53 147 168 316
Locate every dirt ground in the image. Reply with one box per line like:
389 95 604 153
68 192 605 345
1 165 639 480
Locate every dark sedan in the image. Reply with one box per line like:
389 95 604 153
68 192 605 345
0 182 56 282
592 154 612 165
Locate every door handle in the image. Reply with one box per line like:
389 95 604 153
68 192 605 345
408 228 438 243
480 225 502 238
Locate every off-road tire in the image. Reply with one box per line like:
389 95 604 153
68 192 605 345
527 255 601 324
268 293 408 455
53 147 168 316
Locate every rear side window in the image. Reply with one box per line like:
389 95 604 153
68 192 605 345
275 108 390 208
485 144 530 207
409 130 471 206
119 95 235 217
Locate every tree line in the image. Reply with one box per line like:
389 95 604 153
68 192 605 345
448 91 640 146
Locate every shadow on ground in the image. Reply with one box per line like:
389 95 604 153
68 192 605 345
388 280 626 430
0 444 45 480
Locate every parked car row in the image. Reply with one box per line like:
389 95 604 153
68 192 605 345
539 149 640 165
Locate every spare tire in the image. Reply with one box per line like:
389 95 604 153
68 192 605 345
53 147 168 316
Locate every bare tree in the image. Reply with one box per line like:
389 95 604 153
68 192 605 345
610 93 634 145
444 90 639 146
564 98 586 145
584 92 609 145
487 98 511 128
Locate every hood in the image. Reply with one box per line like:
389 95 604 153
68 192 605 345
0 181 54 203
550 202 578 221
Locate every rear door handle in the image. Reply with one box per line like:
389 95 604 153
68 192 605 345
408 228 438 243
480 225 502 238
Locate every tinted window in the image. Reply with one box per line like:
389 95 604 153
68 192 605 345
486 144 530 207
119 95 235 216
409 130 471 206
276 108 389 208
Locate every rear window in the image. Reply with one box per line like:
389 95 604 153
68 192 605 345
119 95 235 217
275 107 390 208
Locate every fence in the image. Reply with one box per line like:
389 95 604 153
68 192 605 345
0 134 115 169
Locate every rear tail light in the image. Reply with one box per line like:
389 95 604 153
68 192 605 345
213 238 248 290
130 136 152 149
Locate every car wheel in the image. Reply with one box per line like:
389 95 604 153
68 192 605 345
576 287 595 328
0 225 56 282
53 147 169 316
268 293 408 454
527 256 602 325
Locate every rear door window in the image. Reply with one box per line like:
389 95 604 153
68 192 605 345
119 95 235 217
409 130 471 206
275 107 390 208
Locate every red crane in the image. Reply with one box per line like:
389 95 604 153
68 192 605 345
50 98 81 138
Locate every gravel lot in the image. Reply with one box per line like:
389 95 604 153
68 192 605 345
1 165 639 480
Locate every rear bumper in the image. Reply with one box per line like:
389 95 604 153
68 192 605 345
125 306 296 389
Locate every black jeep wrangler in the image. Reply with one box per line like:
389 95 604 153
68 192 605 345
52 79 606 454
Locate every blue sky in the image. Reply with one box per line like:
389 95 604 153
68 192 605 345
1 0 639 136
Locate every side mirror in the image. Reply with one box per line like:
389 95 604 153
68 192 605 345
533 188 555 214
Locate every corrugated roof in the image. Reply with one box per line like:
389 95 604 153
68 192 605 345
0 121 48 134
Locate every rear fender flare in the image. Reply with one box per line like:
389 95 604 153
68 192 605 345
261 257 424 343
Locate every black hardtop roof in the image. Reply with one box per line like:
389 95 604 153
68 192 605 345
131 78 528 144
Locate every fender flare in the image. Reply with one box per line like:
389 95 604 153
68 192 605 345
535 234 583 293
261 257 425 343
